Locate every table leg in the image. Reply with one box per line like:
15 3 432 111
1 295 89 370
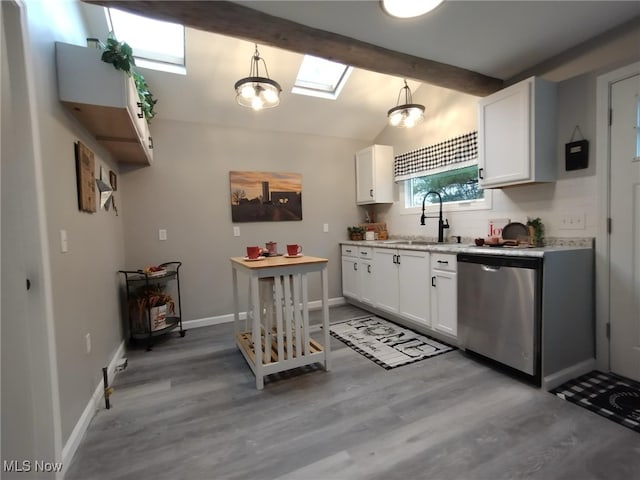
232 267 240 336
250 275 264 390
321 265 331 371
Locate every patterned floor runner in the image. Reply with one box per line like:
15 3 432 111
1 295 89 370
550 370 640 433
330 315 454 369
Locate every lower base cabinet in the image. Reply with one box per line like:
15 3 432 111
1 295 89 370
430 253 457 336
342 245 456 340
372 248 430 328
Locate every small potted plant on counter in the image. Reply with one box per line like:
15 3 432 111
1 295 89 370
348 226 365 241
527 217 545 247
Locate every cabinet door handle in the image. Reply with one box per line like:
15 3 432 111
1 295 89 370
136 102 144 119
478 167 484 180
26 278 31 290
397 255 401 265
367 265 371 274
369 189 374 198
354 263 358 271
432 276 436 287
345 249 352 253
437 260 449 264
148 136 154 149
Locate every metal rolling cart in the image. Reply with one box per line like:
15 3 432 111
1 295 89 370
119 261 186 350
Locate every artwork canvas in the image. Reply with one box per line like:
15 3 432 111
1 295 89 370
75 141 96 213
230 171 302 222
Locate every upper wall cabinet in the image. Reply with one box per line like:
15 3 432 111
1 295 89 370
477 76 556 188
55 42 153 166
355 144 394 204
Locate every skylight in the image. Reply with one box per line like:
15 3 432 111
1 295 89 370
105 7 186 74
292 55 352 100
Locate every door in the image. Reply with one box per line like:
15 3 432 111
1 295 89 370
398 250 430 326
373 248 399 314
478 79 530 187
341 256 359 300
355 146 374 204
432 270 457 336
360 259 374 306
1 1 60 473
609 72 640 382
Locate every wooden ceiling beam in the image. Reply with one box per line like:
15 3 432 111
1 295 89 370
84 0 503 96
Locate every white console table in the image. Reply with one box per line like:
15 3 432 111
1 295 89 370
230 255 330 389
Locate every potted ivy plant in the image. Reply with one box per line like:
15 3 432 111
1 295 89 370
99 33 158 123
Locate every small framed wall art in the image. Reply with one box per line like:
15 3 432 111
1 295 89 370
75 141 96 213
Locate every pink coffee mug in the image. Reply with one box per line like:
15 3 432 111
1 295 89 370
286 244 302 256
246 246 261 259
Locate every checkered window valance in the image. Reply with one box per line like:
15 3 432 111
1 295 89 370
394 131 478 182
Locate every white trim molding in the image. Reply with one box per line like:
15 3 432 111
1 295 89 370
61 341 127 474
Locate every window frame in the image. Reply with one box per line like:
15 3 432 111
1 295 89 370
400 161 492 216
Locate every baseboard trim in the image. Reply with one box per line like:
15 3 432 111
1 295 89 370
61 340 126 472
543 358 596 391
183 296 346 330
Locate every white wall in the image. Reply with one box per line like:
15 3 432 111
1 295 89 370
121 119 364 320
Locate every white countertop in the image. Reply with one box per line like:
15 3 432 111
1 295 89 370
340 240 592 257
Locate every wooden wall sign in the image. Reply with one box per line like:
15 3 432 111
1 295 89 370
75 141 96 213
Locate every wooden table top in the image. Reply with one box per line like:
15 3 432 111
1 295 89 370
230 255 328 270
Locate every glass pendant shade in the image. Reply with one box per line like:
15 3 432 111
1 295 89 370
234 45 282 110
387 80 425 128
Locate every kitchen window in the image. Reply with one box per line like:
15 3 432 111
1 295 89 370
404 163 487 210
105 7 186 75
396 131 491 213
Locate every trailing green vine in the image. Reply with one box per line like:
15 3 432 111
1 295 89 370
99 33 157 123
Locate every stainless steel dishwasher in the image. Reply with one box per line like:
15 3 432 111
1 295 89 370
457 253 542 382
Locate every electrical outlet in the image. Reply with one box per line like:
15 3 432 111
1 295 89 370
323 223 329 233
233 226 240 237
85 333 91 355
560 213 585 230
158 229 167 241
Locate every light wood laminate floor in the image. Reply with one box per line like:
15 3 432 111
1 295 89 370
66 305 640 480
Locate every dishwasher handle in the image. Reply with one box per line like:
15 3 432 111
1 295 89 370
482 264 501 272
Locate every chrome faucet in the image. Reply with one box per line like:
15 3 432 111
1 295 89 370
420 191 450 242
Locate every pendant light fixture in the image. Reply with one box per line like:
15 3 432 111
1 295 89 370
387 79 425 128
381 0 444 19
234 44 282 111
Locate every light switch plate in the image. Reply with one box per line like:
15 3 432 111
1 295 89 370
233 226 240 237
60 229 68 253
158 229 167 241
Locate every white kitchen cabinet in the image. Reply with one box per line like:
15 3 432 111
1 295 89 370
55 42 154 166
372 248 430 326
341 246 374 304
477 76 556 188
355 145 394 204
430 253 457 337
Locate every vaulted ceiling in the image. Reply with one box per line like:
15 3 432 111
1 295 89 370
82 1 640 141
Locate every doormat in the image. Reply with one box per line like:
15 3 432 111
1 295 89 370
329 316 454 369
550 370 640 433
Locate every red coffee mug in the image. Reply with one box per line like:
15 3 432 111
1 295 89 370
286 244 302 256
246 246 261 259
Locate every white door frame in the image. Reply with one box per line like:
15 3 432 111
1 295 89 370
1 0 63 473
595 61 640 372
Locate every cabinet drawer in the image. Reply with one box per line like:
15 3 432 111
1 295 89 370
431 253 457 272
358 247 373 259
341 245 357 257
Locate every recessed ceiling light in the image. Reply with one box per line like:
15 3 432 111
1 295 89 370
381 0 444 19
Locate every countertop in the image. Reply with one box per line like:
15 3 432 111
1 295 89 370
340 240 592 258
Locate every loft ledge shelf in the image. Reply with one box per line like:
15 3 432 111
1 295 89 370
55 42 154 166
